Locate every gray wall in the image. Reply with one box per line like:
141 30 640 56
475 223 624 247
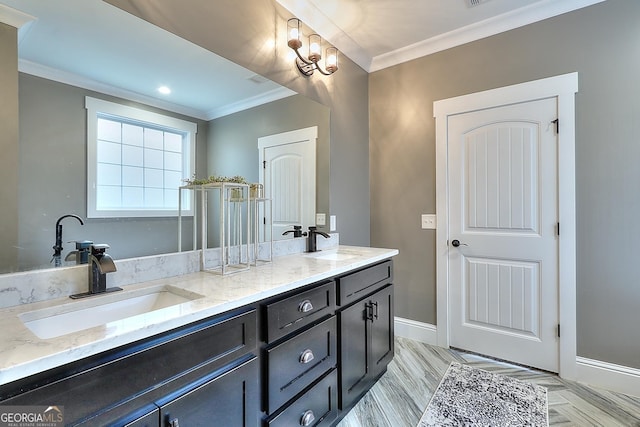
370 0 640 369
0 22 18 269
105 0 371 247
208 94 331 219
15 74 208 270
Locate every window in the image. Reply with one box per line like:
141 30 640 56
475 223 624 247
86 97 196 218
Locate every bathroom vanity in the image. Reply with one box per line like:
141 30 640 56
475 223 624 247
0 246 397 426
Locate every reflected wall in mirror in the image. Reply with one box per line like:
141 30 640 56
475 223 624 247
1 0 330 274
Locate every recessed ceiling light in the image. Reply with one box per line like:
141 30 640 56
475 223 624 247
158 86 171 95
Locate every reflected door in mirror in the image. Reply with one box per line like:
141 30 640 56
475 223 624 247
259 127 317 240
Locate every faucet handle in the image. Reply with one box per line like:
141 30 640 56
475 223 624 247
75 240 93 249
91 243 110 254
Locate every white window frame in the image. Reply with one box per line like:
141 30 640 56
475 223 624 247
85 96 196 218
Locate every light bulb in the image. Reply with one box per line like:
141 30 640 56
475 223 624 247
287 18 302 50
308 34 322 62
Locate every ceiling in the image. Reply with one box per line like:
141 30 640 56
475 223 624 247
0 0 295 121
276 0 605 72
0 0 604 120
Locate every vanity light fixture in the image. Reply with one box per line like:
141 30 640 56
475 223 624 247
287 18 339 77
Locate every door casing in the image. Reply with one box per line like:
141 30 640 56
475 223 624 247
434 73 578 379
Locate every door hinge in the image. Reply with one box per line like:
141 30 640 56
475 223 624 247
557 324 561 338
556 222 560 236
263 160 267 169
551 118 559 134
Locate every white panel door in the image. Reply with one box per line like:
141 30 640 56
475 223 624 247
448 98 559 372
259 127 316 240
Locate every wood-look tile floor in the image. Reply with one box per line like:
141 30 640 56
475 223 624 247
337 337 640 427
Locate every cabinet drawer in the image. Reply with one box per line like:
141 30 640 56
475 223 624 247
265 316 337 413
159 356 259 427
266 369 338 427
337 260 392 306
265 281 335 343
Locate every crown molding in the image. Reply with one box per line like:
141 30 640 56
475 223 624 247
279 0 606 73
0 3 35 29
0 3 36 44
19 59 294 122
206 86 296 120
19 59 209 120
369 0 605 72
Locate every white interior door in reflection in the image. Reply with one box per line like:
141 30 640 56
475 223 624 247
258 127 317 240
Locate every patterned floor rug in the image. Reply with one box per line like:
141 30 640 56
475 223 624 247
417 362 548 427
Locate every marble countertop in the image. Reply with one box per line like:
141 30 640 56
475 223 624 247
0 245 398 386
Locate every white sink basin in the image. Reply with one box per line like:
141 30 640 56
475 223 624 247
20 285 204 339
305 250 357 261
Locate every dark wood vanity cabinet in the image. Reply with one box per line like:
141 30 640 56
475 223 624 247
337 261 394 411
262 281 339 427
0 308 259 427
0 258 395 427
262 260 395 426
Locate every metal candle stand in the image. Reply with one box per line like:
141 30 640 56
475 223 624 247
178 182 250 275
249 183 272 265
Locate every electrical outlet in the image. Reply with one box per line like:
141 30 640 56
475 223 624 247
330 215 337 231
421 214 436 229
316 213 326 226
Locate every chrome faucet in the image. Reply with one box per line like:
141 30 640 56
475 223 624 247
70 244 121 299
52 214 84 267
306 226 330 253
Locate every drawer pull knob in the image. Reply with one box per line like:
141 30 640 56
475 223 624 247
299 349 315 364
300 410 315 426
298 300 314 313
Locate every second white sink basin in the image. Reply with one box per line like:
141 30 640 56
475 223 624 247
20 285 204 339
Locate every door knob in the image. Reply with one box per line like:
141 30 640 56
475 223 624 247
451 239 467 247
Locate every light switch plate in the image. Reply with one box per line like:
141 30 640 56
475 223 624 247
421 214 436 229
316 213 326 226
330 215 337 231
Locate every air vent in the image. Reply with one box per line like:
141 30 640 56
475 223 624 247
465 0 491 7
247 74 269 84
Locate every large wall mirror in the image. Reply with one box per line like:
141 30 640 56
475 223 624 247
1 0 330 274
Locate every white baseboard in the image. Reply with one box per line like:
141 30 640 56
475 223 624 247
393 317 640 398
575 357 640 398
394 317 438 346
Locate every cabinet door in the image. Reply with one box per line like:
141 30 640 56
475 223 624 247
338 299 371 410
159 357 258 427
338 285 394 411
370 285 394 379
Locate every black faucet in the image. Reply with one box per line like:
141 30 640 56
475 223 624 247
70 244 121 299
306 226 330 253
52 214 84 267
282 225 305 238
65 240 93 265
